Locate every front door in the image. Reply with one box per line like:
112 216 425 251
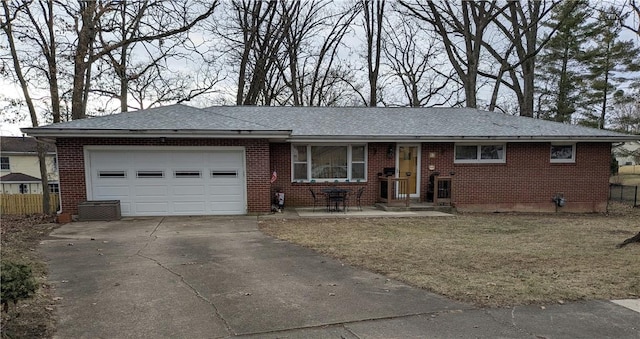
397 144 420 197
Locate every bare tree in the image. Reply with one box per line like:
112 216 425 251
381 17 460 107
398 0 509 109
362 0 384 107
96 9 223 113
221 0 292 105
274 0 359 106
2 0 218 209
221 0 360 106
123 62 223 110
610 92 640 134
69 0 218 119
1 1 51 213
480 1 563 117
620 0 640 36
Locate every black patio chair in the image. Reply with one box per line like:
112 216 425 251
355 187 365 211
309 188 319 212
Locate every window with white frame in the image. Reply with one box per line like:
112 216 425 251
0 156 9 170
550 144 575 163
454 144 506 163
292 144 367 181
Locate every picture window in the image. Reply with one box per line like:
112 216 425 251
292 144 367 182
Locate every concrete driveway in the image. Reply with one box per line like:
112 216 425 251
42 217 639 338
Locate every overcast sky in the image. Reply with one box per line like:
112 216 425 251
2 1 639 137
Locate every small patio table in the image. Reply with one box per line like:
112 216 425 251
321 188 351 213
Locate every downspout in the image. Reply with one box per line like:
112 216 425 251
55 151 62 214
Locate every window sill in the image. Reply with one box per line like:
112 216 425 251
550 162 576 166
292 181 367 185
454 162 507 166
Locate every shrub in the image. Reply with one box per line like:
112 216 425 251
1 261 37 313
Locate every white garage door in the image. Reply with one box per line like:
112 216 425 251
86 147 246 216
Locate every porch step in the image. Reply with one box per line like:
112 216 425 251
374 203 455 214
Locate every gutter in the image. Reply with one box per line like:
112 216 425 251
20 127 638 143
287 135 640 143
20 128 293 140
0 151 57 155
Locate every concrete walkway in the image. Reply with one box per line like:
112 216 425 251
268 206 455 219
41 216 639 338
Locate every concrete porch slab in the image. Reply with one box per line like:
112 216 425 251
293 207 454 218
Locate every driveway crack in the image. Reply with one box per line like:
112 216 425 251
135 217 233 337
239 310 466 337
484 307 536 338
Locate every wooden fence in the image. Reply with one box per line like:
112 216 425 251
0 194 60 215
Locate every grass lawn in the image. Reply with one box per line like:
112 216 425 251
259 203 640 307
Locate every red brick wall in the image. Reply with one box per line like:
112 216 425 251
56 138 271 215
420 142 611 212
269 143 396 207
273 142 611 213
58 138 612 215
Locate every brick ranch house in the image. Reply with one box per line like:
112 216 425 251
22 104 638 217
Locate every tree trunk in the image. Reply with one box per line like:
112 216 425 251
599 53 610 130
44 0 61 123
72 1 97 120
520 4 538 118
36 143 51 214
364 0 384 107
3 2 51 214
119 2 129 113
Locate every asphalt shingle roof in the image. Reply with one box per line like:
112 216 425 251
0 172 41 182
22 104 638 141
35 104 274 131
0 136 56 153
204 106 630 139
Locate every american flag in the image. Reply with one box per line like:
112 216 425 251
270 170 277 183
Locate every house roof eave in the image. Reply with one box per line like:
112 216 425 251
0 151 57 156
20 128 292 140
286 135 640 143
